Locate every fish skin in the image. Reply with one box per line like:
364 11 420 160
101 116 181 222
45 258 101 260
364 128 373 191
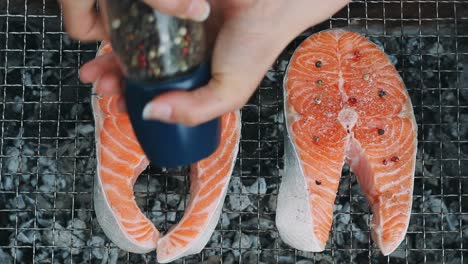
277 29 417 256
92 42 241 260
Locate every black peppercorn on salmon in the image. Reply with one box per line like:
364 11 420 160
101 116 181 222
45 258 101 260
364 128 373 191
276 29 417 256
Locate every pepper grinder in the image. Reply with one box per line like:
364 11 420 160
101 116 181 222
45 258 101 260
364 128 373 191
99 0 220 167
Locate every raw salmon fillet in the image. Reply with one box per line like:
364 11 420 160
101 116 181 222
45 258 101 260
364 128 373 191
276 30 417 255
92 42 158 253
157 110 240 263
92 42 241 261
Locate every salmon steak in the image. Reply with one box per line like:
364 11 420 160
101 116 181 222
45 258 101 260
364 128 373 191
92 42 241 262
276 29 417 255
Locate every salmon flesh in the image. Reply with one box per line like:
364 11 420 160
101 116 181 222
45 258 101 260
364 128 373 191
276 29 417 256
92 42 241 262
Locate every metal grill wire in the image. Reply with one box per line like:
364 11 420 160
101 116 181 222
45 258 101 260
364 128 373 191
0 0 467 263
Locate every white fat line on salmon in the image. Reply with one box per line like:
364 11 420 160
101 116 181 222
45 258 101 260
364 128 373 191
308 199 333 223
120 222 154 233
103 184 133 199
386 123 416 160
292 143 343 168
104 97 116 116
363 163 408 185
169 233 190 244
100 166 131 182
366 119 413 160
197 172 230 192
192 184 228 206
373 77 401 90
382 210 410 226
169 230 199 240
130 227 155 240
100 144 140 171
195 137 236 176
193 164 226 184
374 165 407 180
295 149 343 176
383 198 412 211
131 156 149 186
309 187 336 204
381 217 409 231
122 221 154 234
383 202 412 215
120 217 152 226
109 117 142 143
300 162 342 184
290 131 345 160
378 174 412 193
101 127 142 159
190 193 221 213
336 44 349 104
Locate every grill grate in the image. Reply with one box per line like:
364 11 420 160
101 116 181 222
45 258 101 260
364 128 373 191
0 0 467 263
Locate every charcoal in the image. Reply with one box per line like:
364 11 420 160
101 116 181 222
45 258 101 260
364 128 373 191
223 252 236 264
232 232 252 249
241 250 259 263
6 156 20 175
44 223 85 255
296 260 314 264
16 230 35 244
108 248 119 264
240 218 275 230
222 235 232 249
228 177 253 211
70 219 87 240
159 193 181 208
77 124 94 136
247 177 267 195
166 212 177 222
1 175 14 191
88 236 105 259
267 195 277 211
335 203 351 226
220 213 230 229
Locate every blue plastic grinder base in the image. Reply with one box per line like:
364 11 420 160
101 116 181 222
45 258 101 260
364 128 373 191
124 62 221 168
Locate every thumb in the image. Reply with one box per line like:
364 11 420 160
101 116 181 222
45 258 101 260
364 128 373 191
142 77 256 126
143 0 211 22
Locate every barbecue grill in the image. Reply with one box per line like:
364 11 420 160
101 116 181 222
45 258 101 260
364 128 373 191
0 0 467 263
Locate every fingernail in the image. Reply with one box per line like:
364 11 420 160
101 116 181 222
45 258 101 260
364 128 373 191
142 102 172 121
187 1 210 22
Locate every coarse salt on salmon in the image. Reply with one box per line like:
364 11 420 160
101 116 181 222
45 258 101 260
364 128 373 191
276 29 417 256
92 42 241 260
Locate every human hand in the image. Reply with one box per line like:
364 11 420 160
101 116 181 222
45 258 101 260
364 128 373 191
73 0 349 126
61 0 211 40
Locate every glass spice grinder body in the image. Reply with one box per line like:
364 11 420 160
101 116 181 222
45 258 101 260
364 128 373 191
99 0 221 167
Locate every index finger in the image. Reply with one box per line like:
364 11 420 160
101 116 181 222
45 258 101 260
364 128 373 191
61 0 106 41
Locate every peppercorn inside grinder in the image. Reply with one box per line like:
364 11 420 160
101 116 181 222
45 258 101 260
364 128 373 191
100 0 221 167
